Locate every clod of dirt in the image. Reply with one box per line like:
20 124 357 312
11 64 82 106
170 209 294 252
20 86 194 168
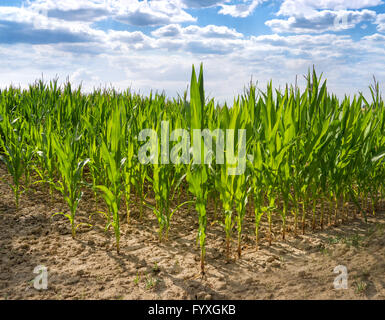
267 256 278 263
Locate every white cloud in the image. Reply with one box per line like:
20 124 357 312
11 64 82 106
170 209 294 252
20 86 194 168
108 30 149 42
266 9 377 33
219 0 266 18
22 0 197 26
151 24 182 37
2 28 385 103
111 0 196 26
363 33 385 41
376 13 385 32
27 0 111 22
106 30 154 50
277 0 383 16
151 24 243 39
264 0 382 34
70 68 101 83
181 0 227 8
0 4 242 54
0 6 104 44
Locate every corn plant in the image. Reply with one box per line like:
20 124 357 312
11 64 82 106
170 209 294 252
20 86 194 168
186 64 210 274
51 130 89 238
97 105 125 253
0 114 26 210
33 117 56 200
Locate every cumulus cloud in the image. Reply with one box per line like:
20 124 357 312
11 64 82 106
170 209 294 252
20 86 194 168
16 0 271 26
23 0 196 26
363 33 385 41
108 30 149 43
27 0 111 22
151 24 243 39
1 30 385 103
146 24 245 55
264 0 382 34
375 13 385 32
266 9 377 33
70 68 101 82
181 0 227 8
219 0 266 18
277 0 383 16
151 24 182 37
0 6 102 44
111 0 196 26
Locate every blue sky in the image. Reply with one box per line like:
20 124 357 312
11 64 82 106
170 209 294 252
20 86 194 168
0 0 385 102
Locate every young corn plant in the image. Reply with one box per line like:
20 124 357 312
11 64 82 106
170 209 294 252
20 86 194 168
147 115 193 240
234 173 250 258
251 141 265 248
51 131 90 239
130 105 150 220
186 64 210 274
151 161 188 241
97 106 125 253
217 162 236 261
0 115 26 210
34 118 56 200
118 101 135 225
218 109 249 259
231 103 252 257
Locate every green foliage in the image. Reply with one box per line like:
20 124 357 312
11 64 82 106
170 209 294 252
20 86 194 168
1 66 385 271
51 130 89 238
0 114 26 210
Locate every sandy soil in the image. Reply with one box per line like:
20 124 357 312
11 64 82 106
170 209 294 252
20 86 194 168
1 164 385 300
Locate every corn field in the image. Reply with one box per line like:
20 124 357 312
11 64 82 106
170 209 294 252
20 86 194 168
1 65 385 274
